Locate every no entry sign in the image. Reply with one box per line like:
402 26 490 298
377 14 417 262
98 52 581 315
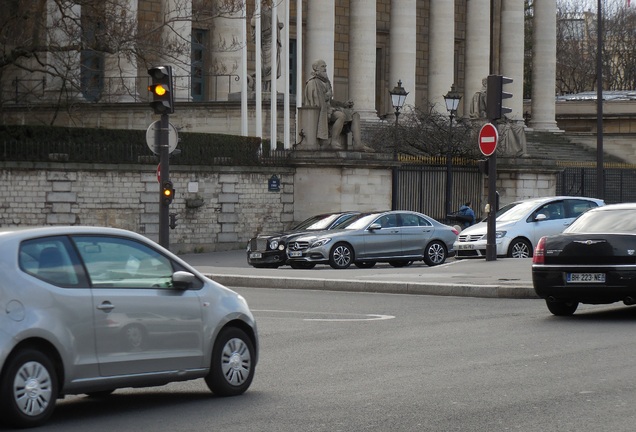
478 123 498 156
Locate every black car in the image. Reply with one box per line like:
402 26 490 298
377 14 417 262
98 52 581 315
246 212 360 268
532 203 636 316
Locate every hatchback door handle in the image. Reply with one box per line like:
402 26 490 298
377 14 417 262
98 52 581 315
97 302 114 312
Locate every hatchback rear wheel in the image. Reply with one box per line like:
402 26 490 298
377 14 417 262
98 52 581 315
0 349 58 428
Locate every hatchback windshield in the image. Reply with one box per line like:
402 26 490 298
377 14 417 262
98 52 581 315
496 201 537 222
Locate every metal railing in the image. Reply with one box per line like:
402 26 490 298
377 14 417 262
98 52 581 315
2 74 243 105
0 138 292 167
557 166 636 204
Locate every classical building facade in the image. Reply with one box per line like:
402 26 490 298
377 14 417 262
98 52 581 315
1 0 580 251
1 0 560 139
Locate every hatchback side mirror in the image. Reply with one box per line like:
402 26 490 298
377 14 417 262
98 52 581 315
368 223 382 231
172 271 196 290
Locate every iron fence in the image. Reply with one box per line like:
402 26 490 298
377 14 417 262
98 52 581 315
0 138 292 167
395 162 483 223
557 166 636 204
3 74 243 105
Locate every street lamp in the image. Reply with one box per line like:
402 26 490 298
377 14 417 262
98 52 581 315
443 84 462 218
389 80 409 209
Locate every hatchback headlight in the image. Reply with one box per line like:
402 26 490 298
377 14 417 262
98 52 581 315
495 231 507 239
311 238 332 248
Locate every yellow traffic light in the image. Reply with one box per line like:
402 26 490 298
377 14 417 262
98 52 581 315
149 84 168 97
161 180 175 205
148 66 174 114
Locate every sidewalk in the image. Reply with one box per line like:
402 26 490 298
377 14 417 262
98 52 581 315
180 250 539 299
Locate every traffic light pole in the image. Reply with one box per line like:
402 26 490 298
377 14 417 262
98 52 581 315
158 113 170 249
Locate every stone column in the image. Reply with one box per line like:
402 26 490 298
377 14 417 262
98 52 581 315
306 0 335 81
389 0 416 110
104 0 138 102
499 0 525 120
349 0 377 120
463 0 490 117
529 0 559 131
211 8 243 101
428 0 456 113
163 0 192 101
45 0 82 100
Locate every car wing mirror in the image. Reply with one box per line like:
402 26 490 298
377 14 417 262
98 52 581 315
368 223 382 231
534 213 547 222
172 271 196 290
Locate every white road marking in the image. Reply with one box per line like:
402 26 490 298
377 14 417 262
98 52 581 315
252 309 395 322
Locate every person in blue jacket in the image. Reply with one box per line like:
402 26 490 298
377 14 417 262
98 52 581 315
457 202 476 229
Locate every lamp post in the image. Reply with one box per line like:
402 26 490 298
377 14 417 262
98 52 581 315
443 84 462 218
388 80 409 210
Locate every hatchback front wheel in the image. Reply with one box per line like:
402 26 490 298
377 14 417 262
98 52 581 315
205 327 255 396
508 238 532 258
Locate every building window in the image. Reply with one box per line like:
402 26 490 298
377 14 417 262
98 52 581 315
80 17 104 102
192 29 207 102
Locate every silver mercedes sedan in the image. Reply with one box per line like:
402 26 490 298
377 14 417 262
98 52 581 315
286 210 459 269
0 226 258 428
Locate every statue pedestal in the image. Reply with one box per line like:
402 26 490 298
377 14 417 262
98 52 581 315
297 106 321 150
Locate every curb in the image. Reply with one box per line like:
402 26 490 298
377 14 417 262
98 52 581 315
204 274 540 300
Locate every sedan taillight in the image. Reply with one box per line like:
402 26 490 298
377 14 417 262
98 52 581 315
533 236 546 264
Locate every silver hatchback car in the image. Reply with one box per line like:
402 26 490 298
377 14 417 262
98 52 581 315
0 226 258 428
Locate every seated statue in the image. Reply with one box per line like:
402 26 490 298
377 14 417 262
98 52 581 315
470 78 488 120
303 59 374 152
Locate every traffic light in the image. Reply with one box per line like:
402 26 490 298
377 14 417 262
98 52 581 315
148 66 174 114
486 74 513 120
161 180 175 205
169 213 178 229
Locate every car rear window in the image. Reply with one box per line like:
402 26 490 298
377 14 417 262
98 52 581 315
565 209 636 233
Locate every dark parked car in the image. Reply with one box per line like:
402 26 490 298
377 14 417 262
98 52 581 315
287 210 459 269
246 211 360 268
532 203 636 315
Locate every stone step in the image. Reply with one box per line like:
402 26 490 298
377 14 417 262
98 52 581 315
525 131 626 164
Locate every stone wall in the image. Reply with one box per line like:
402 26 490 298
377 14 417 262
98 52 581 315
0 162 295 254
0 155 568 253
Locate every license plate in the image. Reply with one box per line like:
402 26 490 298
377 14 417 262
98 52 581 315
457 243 474 250
249 252 262 259
289 251 303 258
567 273 606 283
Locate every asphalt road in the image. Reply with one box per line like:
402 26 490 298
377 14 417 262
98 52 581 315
30 287 636 432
